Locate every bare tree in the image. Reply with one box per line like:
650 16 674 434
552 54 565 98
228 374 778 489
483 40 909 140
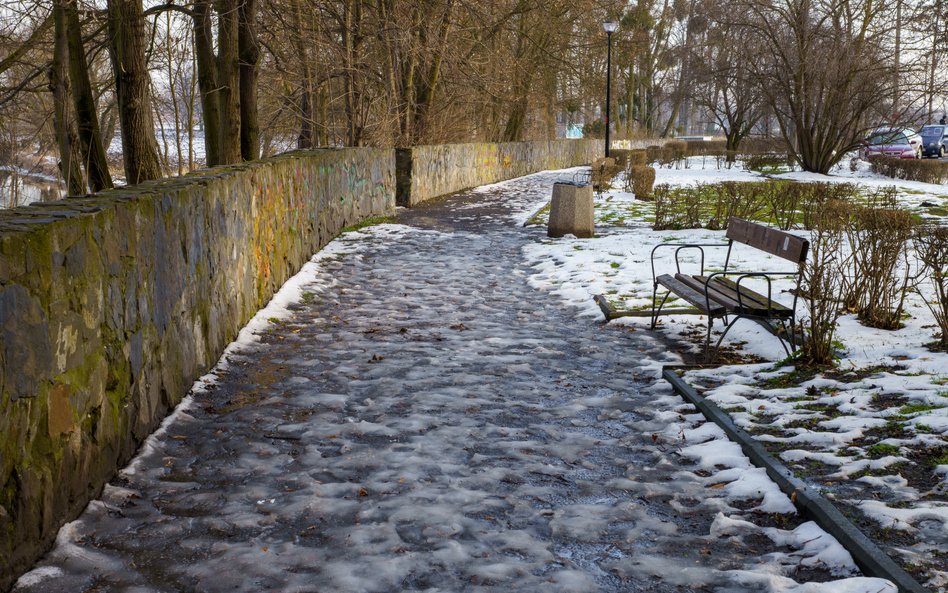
735 0 925 173
692 1 762 156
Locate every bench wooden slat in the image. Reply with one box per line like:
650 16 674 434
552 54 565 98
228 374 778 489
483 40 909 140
726 217 809 263
695 275 793 317
673 273 744 311
656 274 726 316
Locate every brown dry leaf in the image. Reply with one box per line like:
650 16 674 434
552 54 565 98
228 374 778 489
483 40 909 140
708 482 728 490
358 487 368 497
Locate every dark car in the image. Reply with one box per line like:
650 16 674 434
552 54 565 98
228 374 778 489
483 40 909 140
919 125 948 158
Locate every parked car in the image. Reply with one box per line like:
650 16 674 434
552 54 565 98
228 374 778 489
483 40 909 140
861 128 922 159
918 125 948 158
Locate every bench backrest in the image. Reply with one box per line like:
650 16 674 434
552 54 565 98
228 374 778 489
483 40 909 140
726 217 809 264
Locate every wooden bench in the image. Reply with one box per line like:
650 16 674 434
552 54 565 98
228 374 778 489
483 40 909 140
650 217 809 358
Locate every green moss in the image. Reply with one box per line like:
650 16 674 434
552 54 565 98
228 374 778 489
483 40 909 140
867 443 901 458
525 204 551 226
879 419 908 439
899 402 943 415
759 366 819 389
926 449 948 468
785 416 823 430
341 216 398 234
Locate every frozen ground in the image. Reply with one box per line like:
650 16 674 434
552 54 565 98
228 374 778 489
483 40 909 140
16 170 895 593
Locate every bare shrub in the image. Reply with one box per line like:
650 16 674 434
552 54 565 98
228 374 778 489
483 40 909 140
622 151 648 193
685 139 727 155
628 165 656 198
666 140 687 160
800 200 849 366
645 145 663 165
653 185 705 230
799 183 861 230
659 147 678 168
649 180 863 231
914 224 948 348
850 207 914 329
707 181 771 229
862 185 898 209
768 182 808 230
868 156 948 184
610 150 631 169
743 153 786 172
628 149 647 166
591 157 623 189
653 185 673 229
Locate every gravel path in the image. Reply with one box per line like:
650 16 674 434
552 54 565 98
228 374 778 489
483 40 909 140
14 171 884 593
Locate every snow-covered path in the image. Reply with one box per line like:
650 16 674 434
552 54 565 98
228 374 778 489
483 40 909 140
15 172 892 593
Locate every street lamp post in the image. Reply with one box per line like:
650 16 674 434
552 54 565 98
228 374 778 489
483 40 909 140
603 20 618 158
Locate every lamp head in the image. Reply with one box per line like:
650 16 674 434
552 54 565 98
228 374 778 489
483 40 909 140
603 20 619 33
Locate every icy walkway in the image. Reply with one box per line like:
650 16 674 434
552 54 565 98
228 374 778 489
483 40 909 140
16 172 893 593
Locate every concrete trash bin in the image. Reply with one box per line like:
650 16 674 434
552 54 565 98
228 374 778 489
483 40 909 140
548 182 594 238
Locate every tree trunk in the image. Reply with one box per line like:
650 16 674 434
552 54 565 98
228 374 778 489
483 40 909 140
293 0 314 149
342 0 364 146
725 129 741 161
412 0 454 143
63 0 112 191
193 0 222 166
107 0 163 184
238 0 259 160
502 97 527 141
50 0 85 195
216 0 241 163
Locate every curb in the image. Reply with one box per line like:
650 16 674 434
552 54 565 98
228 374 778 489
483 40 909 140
661 365 929 593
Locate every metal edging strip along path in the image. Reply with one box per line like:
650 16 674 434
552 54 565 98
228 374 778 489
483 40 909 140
661 365 930 593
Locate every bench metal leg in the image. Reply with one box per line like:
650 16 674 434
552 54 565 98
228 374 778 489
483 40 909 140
777 319 795 357
703 317 715 361
650 284 671 330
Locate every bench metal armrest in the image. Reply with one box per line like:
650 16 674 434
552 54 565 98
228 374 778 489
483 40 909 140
650 242 730 284
705 271 797 316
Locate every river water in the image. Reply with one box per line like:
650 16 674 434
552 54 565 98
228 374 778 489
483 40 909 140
0 169 65 209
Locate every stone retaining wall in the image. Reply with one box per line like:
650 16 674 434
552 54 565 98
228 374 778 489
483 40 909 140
396 140 600 206
0 149 395 590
